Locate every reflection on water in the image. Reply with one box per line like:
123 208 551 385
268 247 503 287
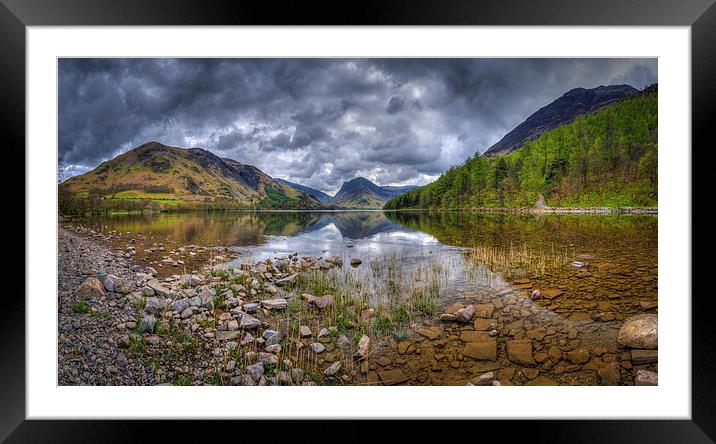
233 212 446 264
77 210 657 311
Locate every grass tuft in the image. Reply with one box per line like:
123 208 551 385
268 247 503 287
72 301 90 313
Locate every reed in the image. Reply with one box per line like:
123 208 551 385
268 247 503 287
465 241 570 279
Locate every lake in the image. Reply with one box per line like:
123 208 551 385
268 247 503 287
72 210 657 385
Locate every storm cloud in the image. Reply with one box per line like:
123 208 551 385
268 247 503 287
59 58 657 194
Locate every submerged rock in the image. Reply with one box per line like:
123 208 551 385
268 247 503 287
526 376 558 386
416 327 442 340
455 305 475 322
506 339 535 366
598 362 622 385
617 314 657 349
377 369 407 385
566 348 591 365
472 371 496 386
439 313 458 322
463 340 497 361
541 289 563 300
630 349 658 364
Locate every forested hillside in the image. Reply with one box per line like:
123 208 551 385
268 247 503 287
385 87 657 210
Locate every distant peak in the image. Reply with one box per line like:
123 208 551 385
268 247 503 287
563 84 636 97
564 87 587 95
348 176 372 184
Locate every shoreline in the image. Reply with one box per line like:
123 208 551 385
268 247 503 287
61 206 658 217
384 207 658 215
57 223 379 386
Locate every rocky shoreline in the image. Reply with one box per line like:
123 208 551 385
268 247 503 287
58 224 372 386
58 222 658 386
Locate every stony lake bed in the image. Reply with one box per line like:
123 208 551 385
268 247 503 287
58 211 658 386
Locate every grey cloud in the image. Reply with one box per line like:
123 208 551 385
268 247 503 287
386 96 406 114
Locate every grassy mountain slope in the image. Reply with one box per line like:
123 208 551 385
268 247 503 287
385 86 657 210
59 142 324 213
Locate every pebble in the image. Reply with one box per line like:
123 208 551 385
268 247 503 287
240 314 261 329
635 369 658 386
310 342 326 353
243 303 259 313
139 314 157 333
265 344 282 354
246 362 264 382
354 335 371 359
240 333 255 346
324 361 342 376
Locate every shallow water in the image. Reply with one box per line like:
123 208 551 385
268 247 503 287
73 210 657 385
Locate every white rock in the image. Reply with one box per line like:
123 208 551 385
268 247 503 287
353 335 371 359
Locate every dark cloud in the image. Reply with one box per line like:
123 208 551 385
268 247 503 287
59 58 657 193
386 96 406 114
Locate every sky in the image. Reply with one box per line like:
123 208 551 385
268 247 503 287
59 58 657 194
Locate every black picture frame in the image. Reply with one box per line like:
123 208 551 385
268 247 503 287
4 0 713 440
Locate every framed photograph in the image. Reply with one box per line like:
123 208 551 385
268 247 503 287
7 0 713 440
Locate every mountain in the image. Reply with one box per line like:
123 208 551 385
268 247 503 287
330 177 417 209
483 84 638 156
275 178 333 203
58 141 324 212
385 85 657 210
